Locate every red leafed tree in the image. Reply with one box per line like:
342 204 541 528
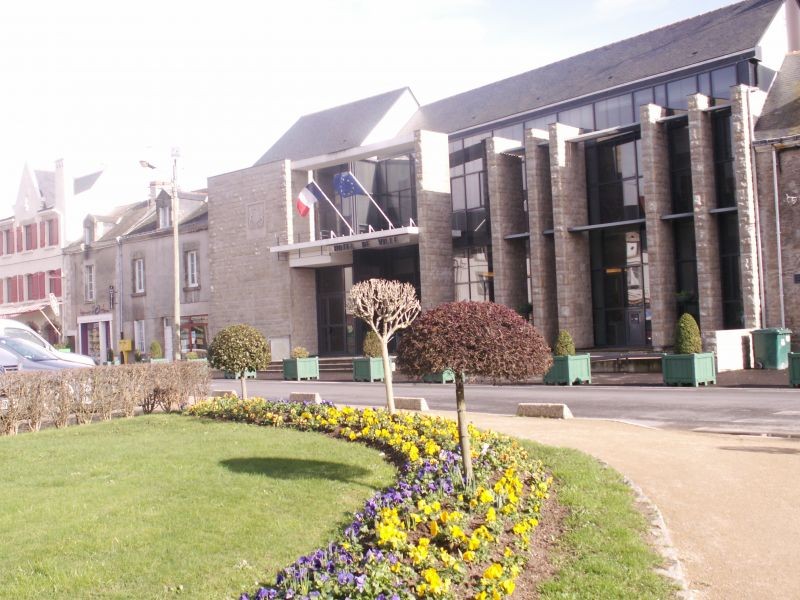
396 301 551 483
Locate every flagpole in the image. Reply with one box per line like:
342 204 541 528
311 181 354 236
349 172 395 229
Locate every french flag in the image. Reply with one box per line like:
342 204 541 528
296 181 325 217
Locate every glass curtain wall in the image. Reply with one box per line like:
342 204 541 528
586 132 651 346
712 108 744 329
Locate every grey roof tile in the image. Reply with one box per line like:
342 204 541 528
402 0 782 135
754 51 800 141
255 88 414 164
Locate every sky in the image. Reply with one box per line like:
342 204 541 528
0 0 738 216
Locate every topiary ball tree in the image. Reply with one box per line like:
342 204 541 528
208 324 271 399
675 313 702 355
553 330 576 357
397 301 552 483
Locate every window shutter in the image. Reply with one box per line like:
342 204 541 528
39 222 46 248
38 272 46 299
31 224 38 249
55 268 62 297
51 218 59 245
10 276 17 303
15 227 22 252
0 280 3 304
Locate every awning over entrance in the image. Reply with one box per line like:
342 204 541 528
270 226 420 268
0 300 51 318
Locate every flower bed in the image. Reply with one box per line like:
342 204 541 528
187 397 552 599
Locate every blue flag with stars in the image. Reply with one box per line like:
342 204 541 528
333 172 367 198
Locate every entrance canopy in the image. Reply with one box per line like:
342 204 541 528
270 225 419 268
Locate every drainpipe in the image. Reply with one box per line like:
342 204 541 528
116 236 124 358
771 146 786 327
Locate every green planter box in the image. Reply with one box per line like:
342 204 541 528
223 369 256 380
353 357 384 382
543 354 592 385
423 369 455 384
790 353 800 388
282 357 320 381
662 352 716 387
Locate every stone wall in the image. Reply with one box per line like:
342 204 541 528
688 94 724 344
549 123 593 348
524 128 558 345
486 137 528 312
640 103 678 350
415 130 454 309
208 161 310 350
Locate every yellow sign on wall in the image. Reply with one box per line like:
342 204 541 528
118 339 132 352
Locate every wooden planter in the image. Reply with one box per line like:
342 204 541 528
423 369 455 384
282 357 320 381
224 369 256 380
353 357 384 382
789 353 800 388
543 354 592 386
662 352 716 387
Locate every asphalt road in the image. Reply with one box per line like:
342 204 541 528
211 379 800 437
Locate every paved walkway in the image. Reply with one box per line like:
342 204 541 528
429 410 800 600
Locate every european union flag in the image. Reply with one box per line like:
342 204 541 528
333 172 368 198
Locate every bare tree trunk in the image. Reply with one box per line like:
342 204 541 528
381 341 395 414
455 373 473 485
240 373 248 400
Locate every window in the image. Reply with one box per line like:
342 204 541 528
84 265 95 302
558 104 594 131
47 218 59 246
24 223 37 250
134 320 146 353
585 133 643 224
594 94 633 129
668 122 693 213
712 110 736 208
453 247 493 301
185 250 198 288
158 204 171 229
134 258 145 293
1 229 11 254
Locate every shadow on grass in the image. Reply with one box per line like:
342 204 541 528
220 457 377 487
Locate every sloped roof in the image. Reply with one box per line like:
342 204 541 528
401 0 783 135
74 170 103 194
33 168 103 208
64 200 152 250
754 51 800 141
255 88 413 164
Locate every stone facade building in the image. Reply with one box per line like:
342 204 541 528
208 0 800 363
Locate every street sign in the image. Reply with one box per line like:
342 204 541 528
49 292 60 317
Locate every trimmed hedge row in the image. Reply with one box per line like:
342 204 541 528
188 397 553 600
0 362 209 435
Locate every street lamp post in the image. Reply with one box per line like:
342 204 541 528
141 148 182 362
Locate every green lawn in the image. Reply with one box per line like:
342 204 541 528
0 415 395 599
522 441 677 599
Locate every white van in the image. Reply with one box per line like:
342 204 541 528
0 319 96 367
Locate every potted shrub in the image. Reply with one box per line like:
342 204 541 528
663 313 716 386
208 324 271 399
422 369 456 384
543 330 591 385
789 351 800 387
282 346 319 381
148 340 169 363
353 331 385 382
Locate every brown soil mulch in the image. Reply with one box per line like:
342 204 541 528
510 493 568 598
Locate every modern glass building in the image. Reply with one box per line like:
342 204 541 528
208 0 800 361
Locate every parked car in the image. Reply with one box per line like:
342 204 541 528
0 319 96 367
0 337 92 371
0 346 21 373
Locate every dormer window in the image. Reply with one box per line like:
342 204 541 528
158 204 171 229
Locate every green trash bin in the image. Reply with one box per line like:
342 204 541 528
752 328 792 369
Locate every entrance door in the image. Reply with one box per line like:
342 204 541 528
316 266 354 355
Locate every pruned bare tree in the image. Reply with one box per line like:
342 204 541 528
348 278 420 414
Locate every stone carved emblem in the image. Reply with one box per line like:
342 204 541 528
247 202 265 229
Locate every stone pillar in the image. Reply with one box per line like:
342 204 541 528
549 123 593 348
730 85 763 329
640 104 677 350
415 130 454 309
688 93 724 341
486 137 528 311
524 128 558 345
